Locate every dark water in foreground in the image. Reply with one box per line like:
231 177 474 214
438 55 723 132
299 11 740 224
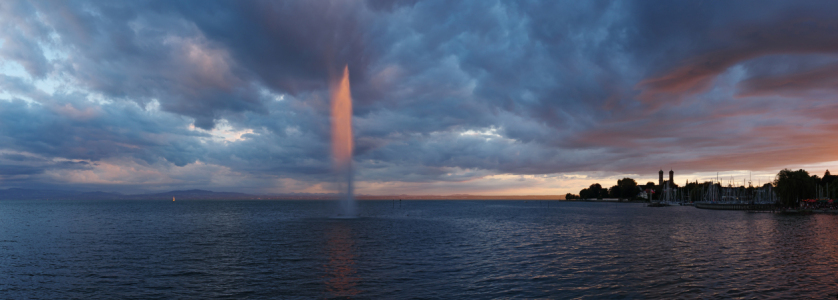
1 200 837 299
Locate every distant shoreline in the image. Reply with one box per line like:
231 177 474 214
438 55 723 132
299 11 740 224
0 188 568 201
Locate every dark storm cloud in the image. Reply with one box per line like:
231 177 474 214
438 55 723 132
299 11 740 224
174 1 374 93
630 1 838 105
0 96 203 166
2 0 838 193
737 57 838 97
0 1 53 78
0 164 45 176
15 0 270 129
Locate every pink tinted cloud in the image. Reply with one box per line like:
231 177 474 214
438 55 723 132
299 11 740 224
562 92 838 175
675 128 838 173
737 62 838 97
636 19 838 107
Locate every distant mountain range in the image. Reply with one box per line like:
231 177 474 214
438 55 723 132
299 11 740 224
0 188 565 200
0 188 265 200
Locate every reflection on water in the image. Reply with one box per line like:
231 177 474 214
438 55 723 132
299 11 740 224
322 222 361 297
1 200 837 298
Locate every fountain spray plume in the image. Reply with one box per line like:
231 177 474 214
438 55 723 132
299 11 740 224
331 65 356 217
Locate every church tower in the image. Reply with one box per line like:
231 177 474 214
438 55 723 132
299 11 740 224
659 170 663 187
669 170 674 188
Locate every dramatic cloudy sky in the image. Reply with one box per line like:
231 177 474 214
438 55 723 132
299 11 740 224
1 0 838 195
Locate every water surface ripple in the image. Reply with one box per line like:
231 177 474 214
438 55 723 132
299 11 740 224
1 200 836 298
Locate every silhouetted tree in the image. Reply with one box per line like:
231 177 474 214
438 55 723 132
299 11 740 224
608 185 621 198
592 183 605 199
580 183 604 199
774 169 815 207
617 178 638 199
579 188 590 199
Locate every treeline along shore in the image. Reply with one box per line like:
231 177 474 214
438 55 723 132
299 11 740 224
565 169 838 209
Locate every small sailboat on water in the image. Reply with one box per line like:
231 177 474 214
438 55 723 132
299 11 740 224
173 196 175 202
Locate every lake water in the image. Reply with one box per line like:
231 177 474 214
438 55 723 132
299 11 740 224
1 200 836 299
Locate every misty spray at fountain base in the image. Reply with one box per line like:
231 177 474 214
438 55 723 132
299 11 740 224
331 65 356 217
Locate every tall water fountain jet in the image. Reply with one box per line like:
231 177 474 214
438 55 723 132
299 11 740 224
331 65 356 217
